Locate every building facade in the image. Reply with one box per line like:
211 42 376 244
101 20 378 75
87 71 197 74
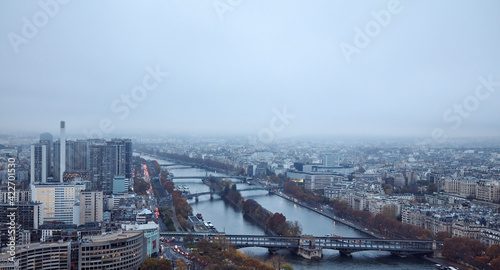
122 221 159 256
30 144 47 184
79 230 146 270
0 241 71 270
79 191 103 226
31 184 85 224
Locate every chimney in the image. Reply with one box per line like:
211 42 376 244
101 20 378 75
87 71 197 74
60 121 65 182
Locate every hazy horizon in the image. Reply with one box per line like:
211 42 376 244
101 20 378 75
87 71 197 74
1 1 499 141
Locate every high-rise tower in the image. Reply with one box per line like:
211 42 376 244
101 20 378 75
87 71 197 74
60 121 66 182
30 144 47 184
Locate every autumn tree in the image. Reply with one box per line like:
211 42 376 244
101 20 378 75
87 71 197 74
163 181 175 194
141 257 172 270
243 199 272 227
235 167 246 176
154 160 161 174
267 213 287 235
381 205 398 220
332 200 350 217
266 255 286 270
491 257 500 270
134 178 150 195
176 259 187 270
435 231 450 241
473 256 491 269
193 240 274 269
487 244 500 260
442 237 486 265
288 221 302 236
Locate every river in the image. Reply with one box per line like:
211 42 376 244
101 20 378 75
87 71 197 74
141 154 436 270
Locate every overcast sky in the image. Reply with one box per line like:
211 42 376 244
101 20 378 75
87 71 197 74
1 0 499 140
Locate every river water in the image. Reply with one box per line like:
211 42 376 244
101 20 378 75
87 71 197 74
142 155 435 270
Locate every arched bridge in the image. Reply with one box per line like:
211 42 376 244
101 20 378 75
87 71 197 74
171 176 247 180
184 186 280 199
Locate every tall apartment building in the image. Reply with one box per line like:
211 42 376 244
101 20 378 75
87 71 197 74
30 144 47 184
31 122 132 195
52 138 131 193
39 139 52 179
73 140 89 171
89 139 132 194
0 202 42 231
0 202 42 247
79 191 103 225
54 140 89 182
89 141 107 192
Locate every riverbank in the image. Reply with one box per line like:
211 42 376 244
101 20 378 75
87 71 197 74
423 256 470 270
274 191 473 270
222 188 279 236
140 153 441 269
272 191 378 238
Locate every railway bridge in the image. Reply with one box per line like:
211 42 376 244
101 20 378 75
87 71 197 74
160 232 438 259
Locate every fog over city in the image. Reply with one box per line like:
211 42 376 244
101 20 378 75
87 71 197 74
1 0 499 140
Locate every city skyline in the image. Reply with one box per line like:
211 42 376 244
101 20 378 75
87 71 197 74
1 1 499 140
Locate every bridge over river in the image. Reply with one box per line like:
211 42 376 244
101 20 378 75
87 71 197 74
160 232 438 259
184 186 280 200
171 176 247 180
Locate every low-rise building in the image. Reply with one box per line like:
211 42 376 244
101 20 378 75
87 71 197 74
304 173 345 190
